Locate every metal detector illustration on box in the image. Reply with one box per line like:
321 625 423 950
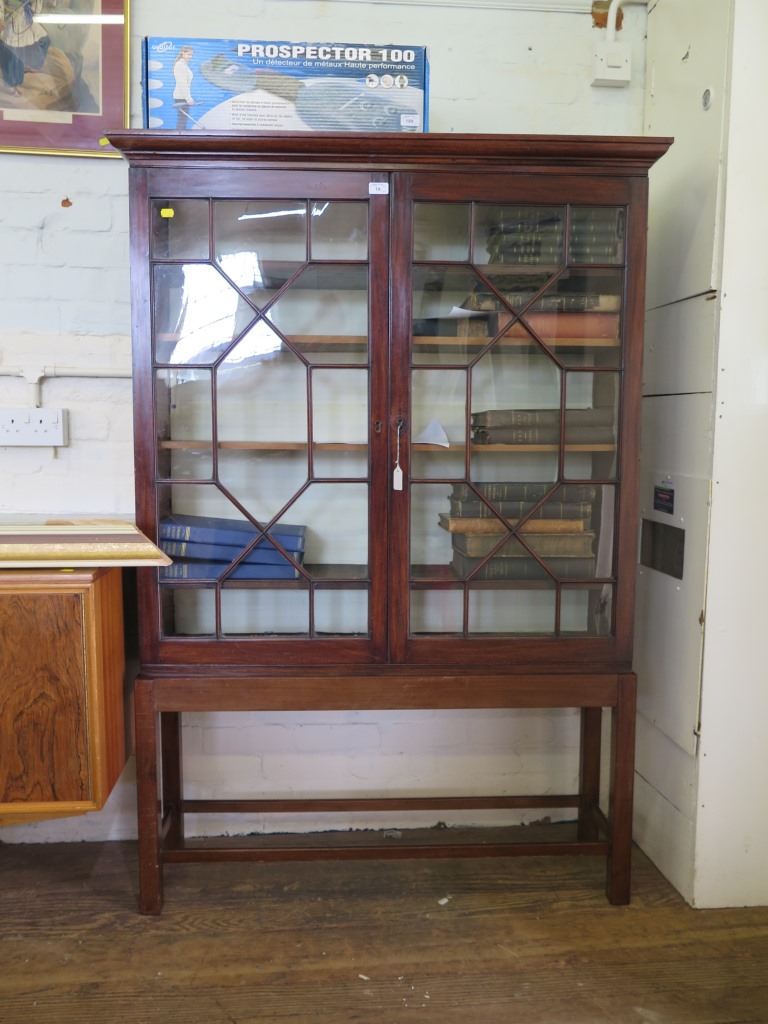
142 38 428 133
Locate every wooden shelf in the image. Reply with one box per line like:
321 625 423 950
159 439 366 451
156 332 619 353
160 563 369 586
160 439 616 453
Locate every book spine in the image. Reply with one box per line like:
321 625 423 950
160 539 303 565
159 518 306 551
452 532 596 558
466 291 621 314
451 552 597 581
160 560 300 580
450 483 598 502
438 514 586 535
447 499 593 520
472 425 615 445
500 312 620 340
471 408 615 429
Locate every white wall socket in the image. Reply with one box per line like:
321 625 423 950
592 40 632 88
0 408 69 446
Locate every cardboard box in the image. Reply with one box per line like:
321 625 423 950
142 38 429 132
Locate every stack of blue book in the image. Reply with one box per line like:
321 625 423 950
158 515 306 579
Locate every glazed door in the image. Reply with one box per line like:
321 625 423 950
389 171 643 667
138 169 390 666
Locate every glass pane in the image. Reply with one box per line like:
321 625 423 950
475 205 565 267
564 371 618 447
560 584 613 636
446 480 596 523
156 368 213 480
268 264 368 365
411 448 466 481
151 199 210 260
468 341 561 526
412 265 506 366
469 448 561 487
215 333 309 520
161 587 216 638
221 588 309 636
482 266 623 368
159 483 250 522
153 263 257 364
450 542 554 582
562 372 619 480
313 368 368 444
217 335 308 444
213 199 308 303
471 349 561 442
413 203 470 261
310 201 368 260
411 482 456 573
289 482 369 577
593 484 616 579
437 480 605 585
314 449 368 479
315 590 369 636
156 485 307 582
412 366 467 446
569 207 625 264
410 589 464 635
468 586 556 634
218 451 308 526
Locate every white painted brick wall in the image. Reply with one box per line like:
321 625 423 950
0 0 647 844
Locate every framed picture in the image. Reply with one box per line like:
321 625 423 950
0 0 128 158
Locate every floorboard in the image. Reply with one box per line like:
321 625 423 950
1 839 767 1023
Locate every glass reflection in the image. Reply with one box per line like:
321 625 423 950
153 263 257 364
157 368 213 480
268 264 368 365
412 265 507 365
310 201 368 261
413 203 470 261
569 207 625 264
474 205 565 266
214 200 307 260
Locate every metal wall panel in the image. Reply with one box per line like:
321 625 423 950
635 392 712 755
644 0 732 308
643 294 717 397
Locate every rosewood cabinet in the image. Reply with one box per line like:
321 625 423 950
0 568 126 824
109 131 671 914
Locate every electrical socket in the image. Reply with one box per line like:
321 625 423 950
0 408 69 447
592 40 632 88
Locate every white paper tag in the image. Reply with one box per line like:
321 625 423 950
393 465 403 491
369 182 389 195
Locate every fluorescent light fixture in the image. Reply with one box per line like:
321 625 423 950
238 205 328 222
238 210 306 221
34 14 124 25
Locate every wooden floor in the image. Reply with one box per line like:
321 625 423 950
1 839 767 1024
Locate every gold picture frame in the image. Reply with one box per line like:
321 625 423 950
0 0 128 158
